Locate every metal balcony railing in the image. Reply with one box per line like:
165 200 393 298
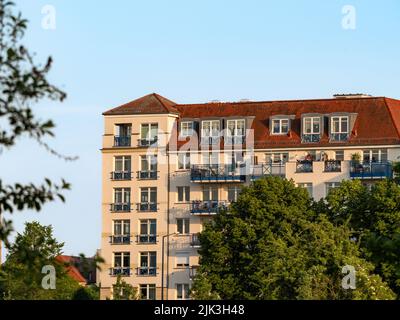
138 137 158 147
189 265 199 280
324 160 342 172
109 235 131 244
251 162 285 180
137 171 158 180
296 160 313 173
114 136 131 147
109 267 131 276
350 161 393 179
137 202 158 212
191 201 227 215
190 165 246 183
137 234 157 244
136 267 157 276
190 233 201 247
111 171 132 180
329 133 349 142
302 134 320 143
110 203 131 212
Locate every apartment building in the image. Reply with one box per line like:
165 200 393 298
99 93 400 300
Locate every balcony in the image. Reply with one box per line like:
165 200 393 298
109 267 131 276
296 160 313 173
137 202 158 212
224 136 245 145
329 133 349 142
137 267 157 276
189 265 199 280
302 134 320 143
111 171 132 180
190 165 246 183
110 203 131 212
350 161 393 179
191 200 227 215
138 138 158 147
137 171 158 180
114 136 131 147
324 160 342 172
190 233 201 247
251 162 285 180
200 136 220 145
109 235 131 244
137 234 157 244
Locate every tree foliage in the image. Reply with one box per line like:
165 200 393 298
192 177 395 300
112 275 138 300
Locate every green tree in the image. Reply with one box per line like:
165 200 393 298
0 221 83 300
112 275 138 300
322 179 400 297
0 0 74 245
192 177 395 300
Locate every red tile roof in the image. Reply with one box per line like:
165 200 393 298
56 255 87 284
104 94 400 149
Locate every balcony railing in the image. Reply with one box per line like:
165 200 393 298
110 203 131 212
296 160 313 173
109 267 131 276
329 133 349 142
191 200 227 215
111 171 132 180
302 134 320 143
137 234 157 244
109 235 131 244
189 265 199 280
251 162 285 180
137 171 158 180
190 233 201 247
190 165 246 183
200 136 220 145
138 138 158 147
114 136 131 147
224 136 245 145
350 161 393 179
137 267 157 276
324 160 342 172
137 202 158 212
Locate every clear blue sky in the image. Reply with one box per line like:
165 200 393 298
1 0 399 257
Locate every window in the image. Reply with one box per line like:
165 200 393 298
180 121 194 137
178 153 191 170
177 186 190 202
297 183 313 198
114 252 130 268
139 252 157 276
363 149 388 162
335 150 344 161
114 188 131 204
176 284 190 300
115 124 131 137
177 218 190 234
114 220 130 236
303 117 320 134
227 119 245 136
114 156 131 172
140 155 157 179
203 186 218 201
203 153 219 166
326 182 341 195
139 220 157 243
140 284 156 300
228 186 241 202
330 116 349 141
141 123 158 143
202 120 220 137
272 118 289 134
139 188 157 211
176 253 189 268
266 152 288 163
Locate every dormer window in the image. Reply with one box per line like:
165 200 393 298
227 119 245 136
272 119 289 135
330 116 349 141
180 121 194 137
202 120 220 137
302 117 321 143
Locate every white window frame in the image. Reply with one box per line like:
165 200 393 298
180 121 194 137
141 155 157 171
331 116 349 134
201 120 220 137
177 186 190 202
326 182 341 195
178 153 191 170
272 118 289 135
177 218 190 234
176 253 190 268
113 252 130 268
303 117 320 134
139 219 157 236
266 152 288 163
228 186 241 202
176 284 190 300
297 183 313 198
114 188 131 203
113 220 130 236
140 187 157 204
114 156 131 172
362 149 388 162
140 123 158 140
139 284 156 300
226 119 245 137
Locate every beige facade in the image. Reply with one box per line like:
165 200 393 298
99 94 400 300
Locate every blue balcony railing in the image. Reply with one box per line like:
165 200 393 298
350 161 392 179
191 201 227 215
110 235 131 245
137 171 158 180
114 136 131 147
110 267 131 276
111 171 132 180
137 202 158 212
191 165 246 183
110 203 131 212
137 267 157 276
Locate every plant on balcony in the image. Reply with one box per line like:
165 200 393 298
351 152 362 163
191 177 395 300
